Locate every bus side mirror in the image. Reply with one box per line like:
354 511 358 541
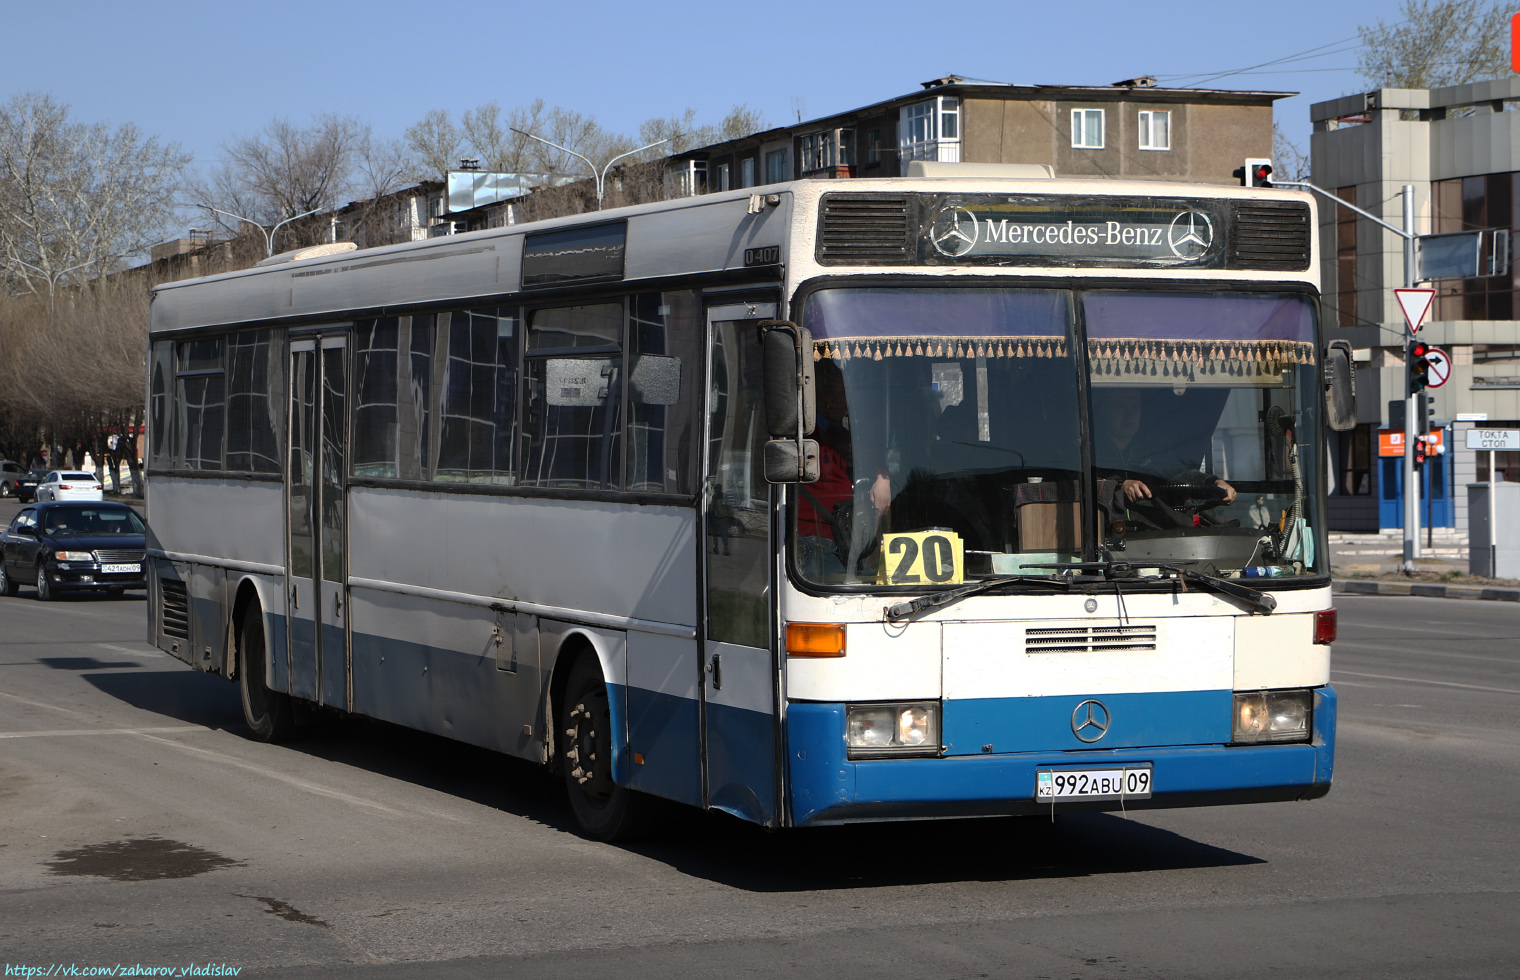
759 320 819 483
1323 339 1357 432
759 320 815 437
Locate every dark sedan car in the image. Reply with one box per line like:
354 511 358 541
0 501 147 600
0 461 42 502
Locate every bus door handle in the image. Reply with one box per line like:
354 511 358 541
707 654 722 691
290 584 298 609
334 592 342 617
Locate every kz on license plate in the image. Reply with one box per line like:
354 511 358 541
102 563 140 574
1036 766 1152 801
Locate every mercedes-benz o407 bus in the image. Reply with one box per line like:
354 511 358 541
145 170 1352 839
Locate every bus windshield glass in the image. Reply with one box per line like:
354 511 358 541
795 286 1323 588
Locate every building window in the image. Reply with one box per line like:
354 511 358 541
1071 109 1105 149
1337 186 1359 327
765 149 787 183
1335 423 1372 495
715 163 730 192
1137 110 1170 150
665 159 706 198
899 98 960 169
739 157 755 189
1434 172 1517 321
800 129 855 173
1477 449 1520 482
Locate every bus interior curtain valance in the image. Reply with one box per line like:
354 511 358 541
811 336 1313 372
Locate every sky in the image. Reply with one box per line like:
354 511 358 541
2 0 1405 222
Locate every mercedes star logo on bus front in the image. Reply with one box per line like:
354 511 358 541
1167 211 1214 259
931 207 979 257
1071 699 1111 742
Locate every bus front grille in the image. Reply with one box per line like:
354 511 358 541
1229 201 1311 270
160 580 190 640
817 194 912 264
1024 624 1157 654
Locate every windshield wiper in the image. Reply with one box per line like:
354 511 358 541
1022 559 1277 614
884 575 1072 625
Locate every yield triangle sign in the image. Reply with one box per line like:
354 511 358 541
1394 287 1436 333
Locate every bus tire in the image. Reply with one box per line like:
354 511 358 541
239 611 293 743
559 650 647 842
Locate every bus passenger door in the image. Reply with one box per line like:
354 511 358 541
701 304 778 825
286 336 350 710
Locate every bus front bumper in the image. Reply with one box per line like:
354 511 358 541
785 687 1336 827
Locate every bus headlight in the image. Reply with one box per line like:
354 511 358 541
1232 689 1312 744
846 702 940 758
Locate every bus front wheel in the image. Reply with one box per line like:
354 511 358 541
559 651 647 841
239 610 293 742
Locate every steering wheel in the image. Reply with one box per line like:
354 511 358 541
1151 482 1230 514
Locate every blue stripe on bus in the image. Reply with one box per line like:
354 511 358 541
623 683 701 806
787 690 1336 826
704 700 777 825
941 689 1232 755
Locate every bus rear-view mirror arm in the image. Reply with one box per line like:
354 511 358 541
759 320 820 483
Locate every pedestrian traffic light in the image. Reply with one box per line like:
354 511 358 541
1234 158 1274 187
1409 340 1432 392
1414 436 1428 466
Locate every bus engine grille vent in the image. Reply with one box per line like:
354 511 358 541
817 194 912 264
1229 201 1311 270
1024 624 1157 654
160 580 190 640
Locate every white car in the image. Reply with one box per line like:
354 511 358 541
34 471 104 502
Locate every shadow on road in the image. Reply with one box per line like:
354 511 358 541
40 656 141 670
79 671 1264 891
83 669 244 731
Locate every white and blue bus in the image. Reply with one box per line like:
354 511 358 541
145 168 1352 838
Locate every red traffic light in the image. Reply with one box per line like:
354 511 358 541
1414 437 1428 465
1411 341 1429 358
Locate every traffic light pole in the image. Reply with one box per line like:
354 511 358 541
1273 179 1423 572
1401 184 1420 571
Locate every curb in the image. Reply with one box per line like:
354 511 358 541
1334 579 1520 602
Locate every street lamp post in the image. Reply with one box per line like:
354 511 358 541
198 205 323 257
508 130 677 209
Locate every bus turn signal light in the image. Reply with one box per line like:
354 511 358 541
1313 609 1337 645
786 623 846 657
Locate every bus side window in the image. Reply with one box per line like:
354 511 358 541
627 291 699 494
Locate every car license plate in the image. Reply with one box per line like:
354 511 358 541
102 563 140 575
1036 766 1152 801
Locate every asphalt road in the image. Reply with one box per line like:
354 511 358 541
1 582 1516 979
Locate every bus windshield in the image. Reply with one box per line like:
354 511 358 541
794 286 1323 588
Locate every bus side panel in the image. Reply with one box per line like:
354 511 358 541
146 479 285 675
625 631 701 806
346 489 698 631
348 586 544 760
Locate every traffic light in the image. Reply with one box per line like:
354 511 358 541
1234 157 1274 187
1409 340 1432 392
1414 436 1428 466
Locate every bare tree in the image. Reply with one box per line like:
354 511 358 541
1358 0 1510 89
195 114 370 238
403 108 462 180
717 104 767 141
1272 124 1310 181
0 91 189 294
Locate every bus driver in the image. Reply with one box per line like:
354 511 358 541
1095 388 1236 517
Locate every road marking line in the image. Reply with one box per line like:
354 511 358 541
0 726 202 739
132 733 464 822
96 643 165 658
0 689 89 716
1333 669 1520 695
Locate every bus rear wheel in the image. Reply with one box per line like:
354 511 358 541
559 651 648 841
239 610 293 742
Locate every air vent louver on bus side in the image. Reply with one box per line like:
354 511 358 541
817 194 913 265
1024 624 1157 654
160 580 190 640
1229 201 1311 270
